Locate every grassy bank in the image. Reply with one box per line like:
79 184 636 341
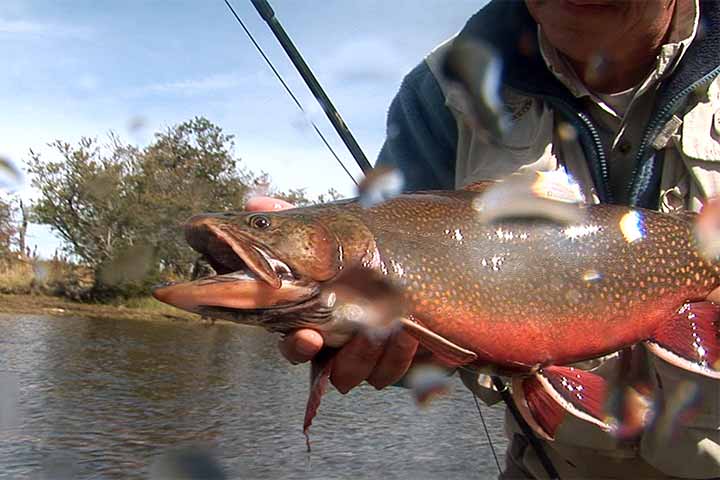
0 293 198 322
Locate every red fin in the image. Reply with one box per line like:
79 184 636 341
646 301 720 379
513 366 611 439
399 318 477 367
461 180 495 193
303 349 335 452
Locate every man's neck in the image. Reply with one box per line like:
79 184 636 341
568 0 681 94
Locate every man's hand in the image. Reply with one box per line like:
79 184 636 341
246 196 420 392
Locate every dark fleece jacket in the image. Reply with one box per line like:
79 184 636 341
377 0 720 209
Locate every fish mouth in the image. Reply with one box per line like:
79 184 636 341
189 221 290 290
152 215 320 317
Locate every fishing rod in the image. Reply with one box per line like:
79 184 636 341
223 0 358 185
229 2 559 477
242 0 373 176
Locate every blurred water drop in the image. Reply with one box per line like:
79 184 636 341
694 197 720 260
290 103 325 135
472 169 585 225
584 54 609 86
603 348 655 440
327 266 405 341
33 262 49 283
244 177 272 204
149 446 226 480
443 37 508 138
386 122 400 141
41 453 79 480
565 289 582 304
697 17 709 41
582 270 603 283
290 110 313 134
619 211 645 244
557 122 578 143
0 372 19 430
649 380 702 443
98 243 155 286
516 29 536 58
334 303 367 324
357 165 404 208
604 385 654 440
405 364 453 407
127 115 147 134
0 156 23 189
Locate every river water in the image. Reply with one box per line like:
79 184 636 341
0 314 507 479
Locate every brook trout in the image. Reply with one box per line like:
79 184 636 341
153 185 720 442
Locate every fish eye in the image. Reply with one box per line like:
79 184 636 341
250 215 271 230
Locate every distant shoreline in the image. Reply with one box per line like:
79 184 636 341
0 293 198 323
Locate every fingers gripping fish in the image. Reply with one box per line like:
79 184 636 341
153 183 720 446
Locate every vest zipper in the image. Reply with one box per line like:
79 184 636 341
627 66 720 206
545 98 611 203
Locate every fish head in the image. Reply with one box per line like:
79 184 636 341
152 210 343 331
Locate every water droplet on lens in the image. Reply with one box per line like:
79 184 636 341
34 263 49 283
41 452 80 480
386 122 400 140
98 243 155 286
405 364 453 407
694 197 720 260
127 115 147 134
150 446 226 480
357 165 404 208
0 372 19 430
565 289 582 304
326 266 405 339
443 37 508 138
474 170 585 225
335 303 366 324
0 156 22 189
647 380 701 443
582 270 602 282
619 211 645 244
584 54 609 86
557 122 578 142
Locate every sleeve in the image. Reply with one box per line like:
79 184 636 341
376 60 458 191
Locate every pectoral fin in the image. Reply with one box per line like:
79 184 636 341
399 318 477 367
645 301 720 379
512 366 611 440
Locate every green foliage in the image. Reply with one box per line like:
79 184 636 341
28 135 138 267
27 116 349 300
28 117 255 297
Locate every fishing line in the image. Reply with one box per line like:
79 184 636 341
222 0 358 186
472 392 502 473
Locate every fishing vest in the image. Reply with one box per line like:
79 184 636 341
422 1 720 478
425 40 720 215
422 0 720 215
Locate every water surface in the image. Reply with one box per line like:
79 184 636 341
0 314 507 479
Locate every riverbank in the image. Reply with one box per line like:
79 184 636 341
0 293 198 322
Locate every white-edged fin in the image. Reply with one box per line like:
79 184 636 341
512 366 612 441
645 301 720 379
399 318 477 367
472 170 586 225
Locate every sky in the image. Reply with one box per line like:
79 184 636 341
0 0 487 257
